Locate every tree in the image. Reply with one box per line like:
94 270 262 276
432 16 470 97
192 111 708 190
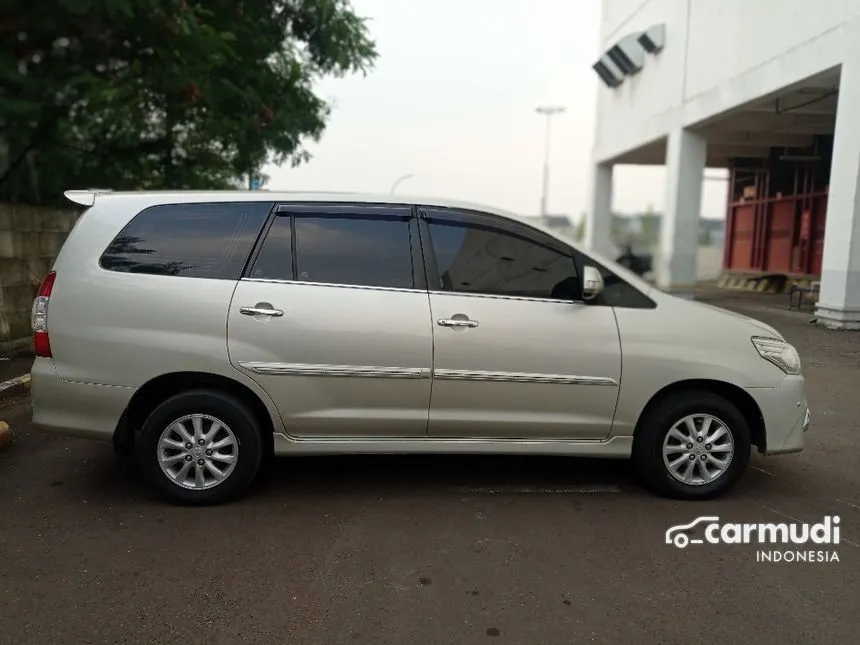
0 0 377 204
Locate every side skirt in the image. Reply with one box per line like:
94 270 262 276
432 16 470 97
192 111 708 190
272 434 633 458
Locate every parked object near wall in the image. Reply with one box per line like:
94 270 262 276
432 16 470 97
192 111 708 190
0 203 81 349
723 146 831 278
615 244 652 277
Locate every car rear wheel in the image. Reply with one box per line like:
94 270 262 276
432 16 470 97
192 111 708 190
136 390 263 505
633 390 751 500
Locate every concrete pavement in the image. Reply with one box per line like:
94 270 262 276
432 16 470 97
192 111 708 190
0 292 857 644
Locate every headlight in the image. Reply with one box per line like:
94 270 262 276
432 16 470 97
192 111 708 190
751 336 801 375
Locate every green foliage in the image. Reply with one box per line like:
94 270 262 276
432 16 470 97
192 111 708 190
0 0 377 204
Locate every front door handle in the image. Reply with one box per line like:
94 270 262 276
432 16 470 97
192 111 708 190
240 305 284 317
437 318 479 328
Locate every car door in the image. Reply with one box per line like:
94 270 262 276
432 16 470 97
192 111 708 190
227 203 433 439
420 207 622 440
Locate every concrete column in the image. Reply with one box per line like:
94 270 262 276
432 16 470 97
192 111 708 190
585 162 613 257
815 57 860 329
657 128 706 289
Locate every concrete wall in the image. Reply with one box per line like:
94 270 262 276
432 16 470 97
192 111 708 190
595 0 860 162
684 0 857 98
649 244 724 283
0 204 80 344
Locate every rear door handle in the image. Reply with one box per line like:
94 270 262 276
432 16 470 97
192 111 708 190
437 318 479 328
240 305 284 317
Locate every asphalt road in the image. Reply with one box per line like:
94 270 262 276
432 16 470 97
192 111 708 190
1 292 858 644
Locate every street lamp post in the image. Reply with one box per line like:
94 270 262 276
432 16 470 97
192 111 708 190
390 173 414 194
536 105 566 223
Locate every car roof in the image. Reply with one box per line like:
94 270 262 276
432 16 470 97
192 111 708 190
64 189 523 221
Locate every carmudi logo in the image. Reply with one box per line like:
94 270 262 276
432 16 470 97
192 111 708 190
665 515 840 563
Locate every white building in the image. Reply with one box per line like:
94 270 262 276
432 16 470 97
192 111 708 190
587 0 860 329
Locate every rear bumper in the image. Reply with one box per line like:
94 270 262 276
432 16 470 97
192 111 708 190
746 374 809 456
31 358 134 442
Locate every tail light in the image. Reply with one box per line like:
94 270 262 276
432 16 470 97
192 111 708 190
32 271 56 358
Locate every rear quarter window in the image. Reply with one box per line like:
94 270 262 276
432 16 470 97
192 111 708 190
100 202 273 279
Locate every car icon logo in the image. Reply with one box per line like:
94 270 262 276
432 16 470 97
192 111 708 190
665 516 720 549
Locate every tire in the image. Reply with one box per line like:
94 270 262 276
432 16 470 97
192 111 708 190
632 390 751 500
112 420 136 467
135 390 264 506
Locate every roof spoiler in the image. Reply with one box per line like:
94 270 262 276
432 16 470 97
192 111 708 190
64 188 114 207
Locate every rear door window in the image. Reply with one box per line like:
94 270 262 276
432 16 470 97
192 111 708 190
295 215 414 288
247 215 293 281
100 202 273 279
249 206 417 289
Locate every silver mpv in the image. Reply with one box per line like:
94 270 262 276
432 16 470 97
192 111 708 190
31 189 810 505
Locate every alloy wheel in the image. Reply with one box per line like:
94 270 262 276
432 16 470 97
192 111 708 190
661 413 735 486
156 414 239 490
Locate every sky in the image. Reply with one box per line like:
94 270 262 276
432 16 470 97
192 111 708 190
264 0 728 221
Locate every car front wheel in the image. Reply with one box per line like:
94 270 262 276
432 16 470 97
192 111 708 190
136 390 263 505
633 390 751 500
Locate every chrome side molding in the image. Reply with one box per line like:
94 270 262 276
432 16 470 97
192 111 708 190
434 369 618 386
238 362 431 379
237 362 617 386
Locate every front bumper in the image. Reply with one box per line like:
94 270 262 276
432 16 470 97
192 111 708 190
746 374 809 455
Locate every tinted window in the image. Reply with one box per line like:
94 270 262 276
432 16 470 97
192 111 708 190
248 215 293 280
427 221 580 300
100 202 272 279
567 248 656 309
594 266 656 309
294 215 414 289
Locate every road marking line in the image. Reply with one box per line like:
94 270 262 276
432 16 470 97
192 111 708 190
751 465 777 476
749 469 860 520
751 502 807 525
750 500 859 547
836 498 860 512
0 421 11 450
750 466 860 524
450 484 622 494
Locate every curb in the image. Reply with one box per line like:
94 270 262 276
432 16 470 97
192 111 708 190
0 373 31 402
0 421 10 450
0 374 30 451
716 273 796 294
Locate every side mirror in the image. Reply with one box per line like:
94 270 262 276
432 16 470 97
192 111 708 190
582 265 604 301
